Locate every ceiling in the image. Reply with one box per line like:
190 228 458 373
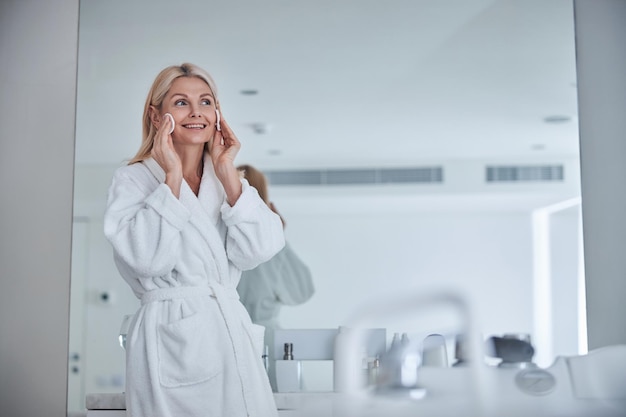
75 0 580 172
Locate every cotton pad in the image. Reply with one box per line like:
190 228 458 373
215 109 221 131
164 113 175 134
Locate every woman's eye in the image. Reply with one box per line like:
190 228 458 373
201 99 212 105
174 100 187 106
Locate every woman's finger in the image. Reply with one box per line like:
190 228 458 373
151 113 181 173
219 118 241 148
219 117 234 138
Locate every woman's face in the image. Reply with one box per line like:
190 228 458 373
158 76 218 145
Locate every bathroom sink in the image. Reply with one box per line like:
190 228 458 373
325 346 626 417
327 289 626 417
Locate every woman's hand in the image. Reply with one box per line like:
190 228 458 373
209 116 241 168
209 116 242 205
151 114 183 197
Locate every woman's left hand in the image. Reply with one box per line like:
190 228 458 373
209 115 243 205
209 116 241 169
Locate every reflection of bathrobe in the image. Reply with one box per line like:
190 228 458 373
103 156 285 417
236 243 314 329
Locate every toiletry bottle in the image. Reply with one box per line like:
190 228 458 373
379 332 421 389
334 326 365 391
367 356 380 386
422 333 449 367
400 333 409 348
378 333 402 387
333 326 348 392
275 342 302 392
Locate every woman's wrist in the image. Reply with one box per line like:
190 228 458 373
165 172 182 198
216 165 242 205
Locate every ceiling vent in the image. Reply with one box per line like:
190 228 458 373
486 165 564 182
265 167 444 186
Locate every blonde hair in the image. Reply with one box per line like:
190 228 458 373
128 63 219 165
237 164 269 205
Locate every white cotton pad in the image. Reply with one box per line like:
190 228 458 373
164 113 175 134
215 109 221 131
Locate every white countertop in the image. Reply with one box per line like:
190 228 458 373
86 391 339 411
86 393 125 410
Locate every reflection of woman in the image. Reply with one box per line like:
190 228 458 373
236 165 315 329
103 63 285 417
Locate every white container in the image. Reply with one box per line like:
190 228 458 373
275 359 302 392
333 326 348 392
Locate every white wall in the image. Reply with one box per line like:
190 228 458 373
0 1 78 416
282 209 535 332
574 0 626 349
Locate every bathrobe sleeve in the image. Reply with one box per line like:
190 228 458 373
271 243 315 305
236 242 314 326
220 180 285 271
103 167 192 277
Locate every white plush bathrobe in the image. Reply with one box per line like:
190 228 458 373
103 156 285 417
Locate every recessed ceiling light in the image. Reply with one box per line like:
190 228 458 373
267 149 281 156
250 122 272 134
543 115 571 124
240 89 258 96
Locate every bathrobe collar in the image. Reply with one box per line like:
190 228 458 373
143 156 231 284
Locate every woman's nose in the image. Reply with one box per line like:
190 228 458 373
189 104 202 117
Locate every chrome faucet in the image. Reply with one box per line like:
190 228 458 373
334 289 486 399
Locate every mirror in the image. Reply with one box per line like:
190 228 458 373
69 0 582 412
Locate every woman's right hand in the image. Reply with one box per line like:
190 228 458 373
151 114 183 197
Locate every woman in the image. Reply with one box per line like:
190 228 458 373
235 164 315 330
104 63 285 417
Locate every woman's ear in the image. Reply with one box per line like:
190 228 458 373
148 105 161 129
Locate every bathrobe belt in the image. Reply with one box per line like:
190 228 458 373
141 285 240 305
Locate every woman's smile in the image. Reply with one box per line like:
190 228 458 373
181 123 206 130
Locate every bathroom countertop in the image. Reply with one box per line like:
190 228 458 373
85 392 126 410
86 393 125 410
86 391 339 411
273 392 338 410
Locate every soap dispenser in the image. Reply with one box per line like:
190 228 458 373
275 342 302 392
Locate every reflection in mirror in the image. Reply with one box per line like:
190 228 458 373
236 164 316 328
69 0 581 414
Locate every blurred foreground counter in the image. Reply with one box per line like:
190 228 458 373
85 392 339 416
